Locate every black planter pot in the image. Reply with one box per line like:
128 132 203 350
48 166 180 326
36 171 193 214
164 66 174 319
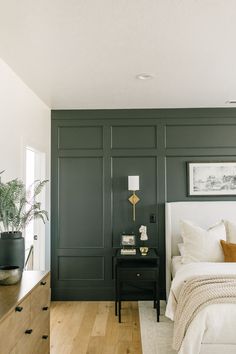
1 231 22 239
0 232 25 270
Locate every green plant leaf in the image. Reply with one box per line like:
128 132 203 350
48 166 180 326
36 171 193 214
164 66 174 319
0 172 49 233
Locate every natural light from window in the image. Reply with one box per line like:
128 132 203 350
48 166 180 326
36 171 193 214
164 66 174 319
25 148 35 252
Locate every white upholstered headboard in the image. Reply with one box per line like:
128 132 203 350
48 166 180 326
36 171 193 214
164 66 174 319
165 201 236 297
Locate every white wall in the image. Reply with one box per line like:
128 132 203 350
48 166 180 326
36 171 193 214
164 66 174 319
0 58 51 270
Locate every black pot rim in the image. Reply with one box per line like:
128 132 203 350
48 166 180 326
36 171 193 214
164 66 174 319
1 231 23 239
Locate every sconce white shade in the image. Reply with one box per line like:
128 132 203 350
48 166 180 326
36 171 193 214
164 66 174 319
128 176 139 191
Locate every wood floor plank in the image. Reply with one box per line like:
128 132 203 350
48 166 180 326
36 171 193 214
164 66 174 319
91 301 111 337
70 302 99 354
50 302 87 353
86 336 105 354
50 301 142 354
102 302 120 354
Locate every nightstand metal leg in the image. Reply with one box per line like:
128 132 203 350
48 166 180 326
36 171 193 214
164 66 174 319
118 300 121 323
157 303 160 322
156 283 160 322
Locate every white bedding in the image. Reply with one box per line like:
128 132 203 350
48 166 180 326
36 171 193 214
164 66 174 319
166 262 236 354
171 256 183 278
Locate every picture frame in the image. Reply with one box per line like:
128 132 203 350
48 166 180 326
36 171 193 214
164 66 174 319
121 234 136 246
187 162 236 196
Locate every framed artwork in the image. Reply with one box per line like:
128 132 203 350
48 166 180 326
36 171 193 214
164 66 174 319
121 234 136 246
187 162 236 196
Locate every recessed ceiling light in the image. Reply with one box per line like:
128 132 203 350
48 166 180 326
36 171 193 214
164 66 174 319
225 100 236 104
136 73 154 81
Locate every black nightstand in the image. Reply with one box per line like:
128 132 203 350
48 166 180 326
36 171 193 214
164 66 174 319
114 248 160 323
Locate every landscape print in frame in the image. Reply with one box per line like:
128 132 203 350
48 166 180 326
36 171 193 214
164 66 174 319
188 162 236 196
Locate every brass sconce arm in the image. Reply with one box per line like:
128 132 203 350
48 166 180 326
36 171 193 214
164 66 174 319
128 191 140 221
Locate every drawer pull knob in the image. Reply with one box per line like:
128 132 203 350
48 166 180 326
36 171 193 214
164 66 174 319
42 306 49 311
25 329 33 334
136 273 141 277
15 306 23 312
42 335 48 340
41 281 47 286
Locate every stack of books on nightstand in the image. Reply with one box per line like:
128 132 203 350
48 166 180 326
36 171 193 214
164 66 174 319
120 248 136 255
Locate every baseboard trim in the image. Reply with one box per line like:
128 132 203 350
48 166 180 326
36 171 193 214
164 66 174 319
52 287 166 301
51 286 115 300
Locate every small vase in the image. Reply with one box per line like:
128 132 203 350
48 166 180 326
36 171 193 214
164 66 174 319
139 246 149 256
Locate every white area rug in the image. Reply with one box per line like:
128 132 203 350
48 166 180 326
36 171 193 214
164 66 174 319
139 301 177 354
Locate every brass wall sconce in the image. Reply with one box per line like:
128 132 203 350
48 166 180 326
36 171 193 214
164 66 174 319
128 176 140 221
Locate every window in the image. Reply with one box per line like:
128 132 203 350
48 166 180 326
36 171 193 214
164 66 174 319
25 147 46 270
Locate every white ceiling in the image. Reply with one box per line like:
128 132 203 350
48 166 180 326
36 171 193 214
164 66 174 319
0 0 236 109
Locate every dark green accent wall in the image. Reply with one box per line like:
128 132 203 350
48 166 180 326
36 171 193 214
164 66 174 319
51 108 236 300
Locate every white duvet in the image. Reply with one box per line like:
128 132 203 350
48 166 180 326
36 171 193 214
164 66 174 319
166 262 236 354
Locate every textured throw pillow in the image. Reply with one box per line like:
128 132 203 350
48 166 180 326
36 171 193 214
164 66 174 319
180 220 226 264
220 240 236 262
223 220 236 243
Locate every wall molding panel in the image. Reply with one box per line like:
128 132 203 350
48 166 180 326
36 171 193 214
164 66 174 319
51 108 236 300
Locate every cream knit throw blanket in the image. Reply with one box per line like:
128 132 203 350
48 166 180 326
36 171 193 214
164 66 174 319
173 275 236 351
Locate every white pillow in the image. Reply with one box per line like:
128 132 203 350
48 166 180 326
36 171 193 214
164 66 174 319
180 220 226 264
177 243 185 256
223 220 236 243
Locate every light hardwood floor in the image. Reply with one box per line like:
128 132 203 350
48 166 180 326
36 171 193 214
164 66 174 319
50 301 142 354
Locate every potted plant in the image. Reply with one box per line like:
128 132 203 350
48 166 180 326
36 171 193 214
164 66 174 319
0 171 48 271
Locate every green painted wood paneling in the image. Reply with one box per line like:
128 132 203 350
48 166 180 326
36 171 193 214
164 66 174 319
166 124 236 148
58 126 103 149
51 108 236 300
58 256 104 280
111 125 157 149
58 157 104 248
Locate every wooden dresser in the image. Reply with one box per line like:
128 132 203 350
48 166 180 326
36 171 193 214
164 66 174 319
0 271 50 354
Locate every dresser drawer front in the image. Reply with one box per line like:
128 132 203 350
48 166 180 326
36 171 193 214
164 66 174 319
31 302 50 338
11 285 50 354
31 274 50 321
0 296 31 353
118 269 157 281
10 325 45 354
37 312 50 354
31 288 50 320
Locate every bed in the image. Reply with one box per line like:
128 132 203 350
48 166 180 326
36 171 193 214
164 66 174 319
165 201 236 354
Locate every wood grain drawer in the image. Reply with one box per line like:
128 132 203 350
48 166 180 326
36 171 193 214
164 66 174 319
0 296 31 353
10 334 49 354
31 288 50 321
10 329 38 354
118 268 157 281
11 303 50 354
37 312 50 354
33 307 50 354
31 303 50 336
31 274 50 320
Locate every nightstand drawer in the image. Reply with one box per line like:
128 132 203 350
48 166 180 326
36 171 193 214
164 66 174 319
118 268 157 281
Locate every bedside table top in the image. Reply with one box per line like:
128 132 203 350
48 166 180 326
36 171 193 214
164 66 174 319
116 248 158 260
